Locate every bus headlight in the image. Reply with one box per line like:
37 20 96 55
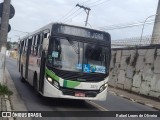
46 76 59 89
47 77 52 82
99 83 108 93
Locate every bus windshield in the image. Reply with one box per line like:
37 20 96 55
48 37 108 74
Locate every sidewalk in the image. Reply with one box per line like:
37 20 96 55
108 86 160 110
0 95 8 120
0 68 31 120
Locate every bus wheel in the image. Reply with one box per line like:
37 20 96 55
20 65 25 83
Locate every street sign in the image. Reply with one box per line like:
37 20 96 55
0 3 15 19
0 24 11 32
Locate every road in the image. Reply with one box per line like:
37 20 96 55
6 57 159 120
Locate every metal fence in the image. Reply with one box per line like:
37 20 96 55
111 35 160 48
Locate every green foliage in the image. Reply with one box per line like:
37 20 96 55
0 84 13 96
6 42 11 50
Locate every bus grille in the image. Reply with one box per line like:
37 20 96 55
50 67 107 82
60 87 99 97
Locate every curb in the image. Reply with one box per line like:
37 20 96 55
108 90 160 111
4 95 14 120
5 68 32 120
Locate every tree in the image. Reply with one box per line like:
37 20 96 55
6 41 11 50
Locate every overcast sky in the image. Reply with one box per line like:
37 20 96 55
0 0 158 41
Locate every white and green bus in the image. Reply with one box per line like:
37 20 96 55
18 23 111 101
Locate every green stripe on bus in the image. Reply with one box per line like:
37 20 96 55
63 80 67 87
45 68 80 88
45 68 59 81
63 80 80 88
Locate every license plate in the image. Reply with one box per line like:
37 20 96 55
75 92 85 97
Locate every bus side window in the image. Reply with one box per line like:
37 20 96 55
44 33 47 39
38 33 43 57
20 40 24 54
42 33 50 55
24 39 27 52
26 39 28 52
31 36 35 55
22 40 25 52
34 36 38 56
34 34 41 56
28 38 32 54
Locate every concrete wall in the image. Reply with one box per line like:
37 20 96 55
151 0 160 44
109 45 160 99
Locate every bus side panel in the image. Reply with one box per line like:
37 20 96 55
21 52 26 79
28 55 40 86
28 54 35 86
25 39 32 81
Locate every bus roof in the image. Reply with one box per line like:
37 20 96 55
52 23 110 41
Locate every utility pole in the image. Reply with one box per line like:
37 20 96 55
0 0 11 84
76 4 91 27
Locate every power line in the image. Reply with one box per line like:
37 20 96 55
100 21 156 30
81 0 91 5
63 9 84 23
90 0 112 7
85 0 104 6
99 19 155 29
57 6 76 22
62 8 81 23
58 0 92 23
98 19 155 30
11 29 29 34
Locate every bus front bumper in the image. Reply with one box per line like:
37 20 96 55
42 78 107 101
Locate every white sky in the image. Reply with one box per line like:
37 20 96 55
0 0 158 41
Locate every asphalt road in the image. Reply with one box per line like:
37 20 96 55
6 57 159 120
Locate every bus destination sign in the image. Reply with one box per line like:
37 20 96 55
57 25 104 40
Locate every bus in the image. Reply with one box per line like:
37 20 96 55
18 23 111 101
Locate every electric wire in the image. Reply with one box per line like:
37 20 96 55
81 0 91 5
63 9 84 23
57 6 76 22
11 29 29 34
58 0 90 23
99 19 155 29
85 0 105 6
98 19 155 30
62 8 82 23
100 19 160 31
90 0 112 7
